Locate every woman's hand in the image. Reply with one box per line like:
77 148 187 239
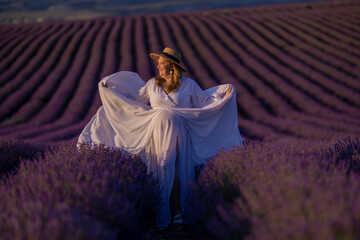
223 85 232 98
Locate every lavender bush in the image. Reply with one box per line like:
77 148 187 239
0 137 48 178
185 138 360 240
0 141 159 240
323 137 360 175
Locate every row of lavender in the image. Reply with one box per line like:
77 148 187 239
0 0 360 142
185 137 360 239
0 137 159 239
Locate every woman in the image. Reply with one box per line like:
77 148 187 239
78 47 244 228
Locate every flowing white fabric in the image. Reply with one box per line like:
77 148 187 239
78 71 244 227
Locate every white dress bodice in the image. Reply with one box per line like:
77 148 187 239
137 77 222 109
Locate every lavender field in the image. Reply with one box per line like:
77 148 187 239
0 0 360 142
1 0 360 239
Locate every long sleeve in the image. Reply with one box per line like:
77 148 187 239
191 80 222 108
136 80 150 105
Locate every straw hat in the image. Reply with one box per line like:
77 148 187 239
150 47 186 72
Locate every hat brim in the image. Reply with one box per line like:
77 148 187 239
150 53 186 72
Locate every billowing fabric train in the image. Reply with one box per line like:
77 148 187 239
78 71 244 227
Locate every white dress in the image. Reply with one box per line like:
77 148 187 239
78 71 244 227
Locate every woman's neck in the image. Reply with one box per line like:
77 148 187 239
163 75 172 82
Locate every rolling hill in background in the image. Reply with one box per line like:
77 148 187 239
0 0 359 143
0 0 329 24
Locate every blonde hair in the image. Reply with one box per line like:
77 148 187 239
155 62 184 93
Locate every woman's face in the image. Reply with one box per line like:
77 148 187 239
157 57 173 79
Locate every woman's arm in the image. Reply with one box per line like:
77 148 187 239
100 75 150 104
136 80 150 105
191 80 232 108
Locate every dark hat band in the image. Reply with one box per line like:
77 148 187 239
161 52 180 64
